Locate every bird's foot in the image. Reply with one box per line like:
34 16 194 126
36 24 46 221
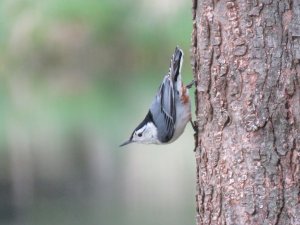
190 119 198 152
186 80 195 89
190 119 197 132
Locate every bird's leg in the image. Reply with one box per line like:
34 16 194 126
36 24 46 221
190 119 198 152
186 80 195 89
190 119 197 132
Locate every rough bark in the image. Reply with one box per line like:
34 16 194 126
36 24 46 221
191 0 300 224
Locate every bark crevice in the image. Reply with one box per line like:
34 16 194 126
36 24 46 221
192 0 300 224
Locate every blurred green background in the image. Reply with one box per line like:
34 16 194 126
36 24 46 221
0 0 195 225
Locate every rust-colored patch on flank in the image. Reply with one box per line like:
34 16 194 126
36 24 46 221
181 84 189 104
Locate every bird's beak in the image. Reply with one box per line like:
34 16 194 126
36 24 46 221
119 139 132 147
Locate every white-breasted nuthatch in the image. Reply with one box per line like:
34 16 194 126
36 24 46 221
120 47 195 146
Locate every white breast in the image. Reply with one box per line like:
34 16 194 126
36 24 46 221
170 99 191 143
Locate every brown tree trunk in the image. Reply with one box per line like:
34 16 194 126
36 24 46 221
191 0 300 224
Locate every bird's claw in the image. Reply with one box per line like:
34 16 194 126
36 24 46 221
186 80 195 89
190 119 197 132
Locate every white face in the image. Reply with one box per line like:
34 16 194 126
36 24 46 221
131 122 159 144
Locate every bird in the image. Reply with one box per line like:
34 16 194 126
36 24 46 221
120 46 195 146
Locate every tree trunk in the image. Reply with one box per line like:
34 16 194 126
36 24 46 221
191 0 300 224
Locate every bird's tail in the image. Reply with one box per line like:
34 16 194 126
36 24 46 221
169 46 183 82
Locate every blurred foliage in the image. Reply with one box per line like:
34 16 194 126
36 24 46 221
0 0 195 225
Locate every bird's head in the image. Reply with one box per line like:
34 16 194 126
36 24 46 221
120 121 159 146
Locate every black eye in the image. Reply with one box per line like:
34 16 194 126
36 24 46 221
138 133 142 137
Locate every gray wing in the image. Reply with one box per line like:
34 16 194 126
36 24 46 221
150 75 176 143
